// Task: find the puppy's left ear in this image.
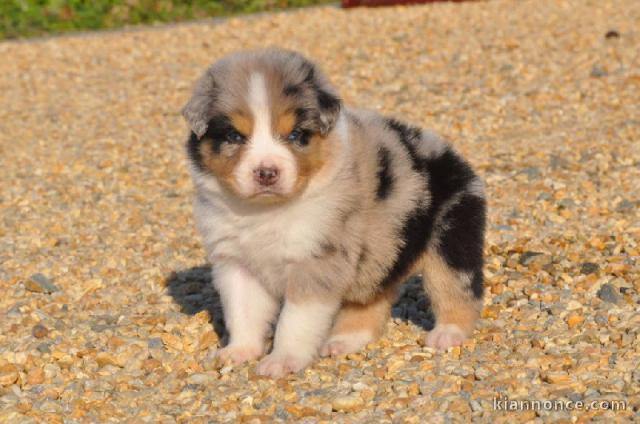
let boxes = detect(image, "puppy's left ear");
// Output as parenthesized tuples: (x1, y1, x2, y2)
(299, 58, 341, 136)
(316, 86, 342, 137)
(182, 69, 217, 139)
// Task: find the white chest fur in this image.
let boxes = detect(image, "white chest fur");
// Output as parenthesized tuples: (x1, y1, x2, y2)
(193, 186, 346, 291)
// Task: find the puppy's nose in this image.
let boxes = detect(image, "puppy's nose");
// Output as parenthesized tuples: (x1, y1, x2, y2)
(253, 166, 279, 186)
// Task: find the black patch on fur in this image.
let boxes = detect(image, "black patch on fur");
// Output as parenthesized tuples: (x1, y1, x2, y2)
(316, 89, 340, 114)
(187, 131, 205, 172)
(203, 115, 241, 153)
(313, 87, 340, 134)
(287, 59, 341, 134)
(287, 110, 315, 148)
(380, 118, 481, 292)
(471, 270, 484, 299)
(295, 107, 311, 120)
(386, 119, 422, 170)
(284, 84, 301, 96)
(186, 115, 240, 172)
(301, 61, 315, 84)
(295, 129, 312, 147)
(437, 194, 486, 298)
(376, 147, 394, 200)
(295, 108, 317, 131)
(301, 60, 339, 124)
(438, 195, 486, 271)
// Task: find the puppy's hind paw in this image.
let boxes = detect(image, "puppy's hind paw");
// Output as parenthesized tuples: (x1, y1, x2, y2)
(320, 332, 373, 357)
(256, 352, 311, 378)
(214, 344, 263, 365)
(425, 324, 467, 351)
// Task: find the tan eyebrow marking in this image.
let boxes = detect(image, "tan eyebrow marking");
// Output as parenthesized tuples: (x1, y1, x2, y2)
(229, 112, 253, 136)
(276, 110, 296, 136)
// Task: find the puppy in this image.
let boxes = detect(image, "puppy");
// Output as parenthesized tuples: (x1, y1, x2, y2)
(182, 48, 486, 378)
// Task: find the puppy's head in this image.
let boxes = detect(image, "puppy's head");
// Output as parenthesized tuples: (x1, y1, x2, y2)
(183, 48, 342, 203)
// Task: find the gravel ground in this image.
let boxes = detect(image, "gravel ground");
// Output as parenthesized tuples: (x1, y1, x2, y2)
(1, 0, 639, 422)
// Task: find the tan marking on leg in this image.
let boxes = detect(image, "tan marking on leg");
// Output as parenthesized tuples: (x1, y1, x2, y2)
(420, 250, 481, 338)
(332, 286, 397, 338)
(321, 283, 400, 356)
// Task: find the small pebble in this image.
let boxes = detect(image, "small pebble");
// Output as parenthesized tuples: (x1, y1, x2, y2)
(549, 154, 568, 169)
(615, 199, 635, 212)
(566, 300, 583, 311)
(0, 365, 19, 386)
(605, 29, 620, 39)
(36, 343, 51, 354)
(520, 167, 542, 181)
(26, 368, 45, 385)
(332, 394, 364, 412)
(519, 252, 552, 266)
(187, 372, 219, 385)
(567, 313, 585, 329)
(597, 284, 621, 304)
(351, 382, 370, 392)
(580, 262, 599, 275)
(25, 274, 59, 294)
(590, 65, 608, 77)
(148, 338, 164, 350)
(474, 367, 491, 380)
(469, 399, 483, 412)
(31, 324, 49, 339)
(543, 371, 571, 384)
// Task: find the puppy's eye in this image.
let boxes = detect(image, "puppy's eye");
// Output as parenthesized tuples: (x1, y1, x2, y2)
(286, 129, 302, 143)
(226, 130, 245, 144)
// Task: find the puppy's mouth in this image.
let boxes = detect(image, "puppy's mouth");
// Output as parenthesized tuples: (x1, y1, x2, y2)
(253, 190, 279, 197)
(248, 187, 288, 201)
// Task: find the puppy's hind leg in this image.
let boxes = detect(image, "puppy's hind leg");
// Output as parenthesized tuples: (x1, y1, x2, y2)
(422, 193, 486, 350)
(320, 283, 400, 357)
(421, 251, 482, 349)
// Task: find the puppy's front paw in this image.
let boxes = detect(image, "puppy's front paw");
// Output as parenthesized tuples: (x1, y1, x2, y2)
(256, 352, 311, 378)
(215, 344, 263, 365)
(426, 323, 467, 350)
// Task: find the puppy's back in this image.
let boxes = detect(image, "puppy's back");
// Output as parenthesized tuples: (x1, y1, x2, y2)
(340, 109, 485, 305)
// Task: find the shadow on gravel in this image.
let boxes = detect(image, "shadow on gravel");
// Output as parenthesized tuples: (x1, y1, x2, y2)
(165, 265, 228, 343)
(165, 266, 435, 344)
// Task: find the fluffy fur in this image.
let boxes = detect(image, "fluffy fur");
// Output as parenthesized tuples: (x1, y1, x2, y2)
(182, 48, 487, 377)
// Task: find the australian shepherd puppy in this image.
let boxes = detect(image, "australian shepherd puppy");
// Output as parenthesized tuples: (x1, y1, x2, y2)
(182, 48, 486, 378)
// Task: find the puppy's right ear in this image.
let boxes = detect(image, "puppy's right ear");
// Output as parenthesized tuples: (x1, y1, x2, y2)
(182, 70, 217, 139)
